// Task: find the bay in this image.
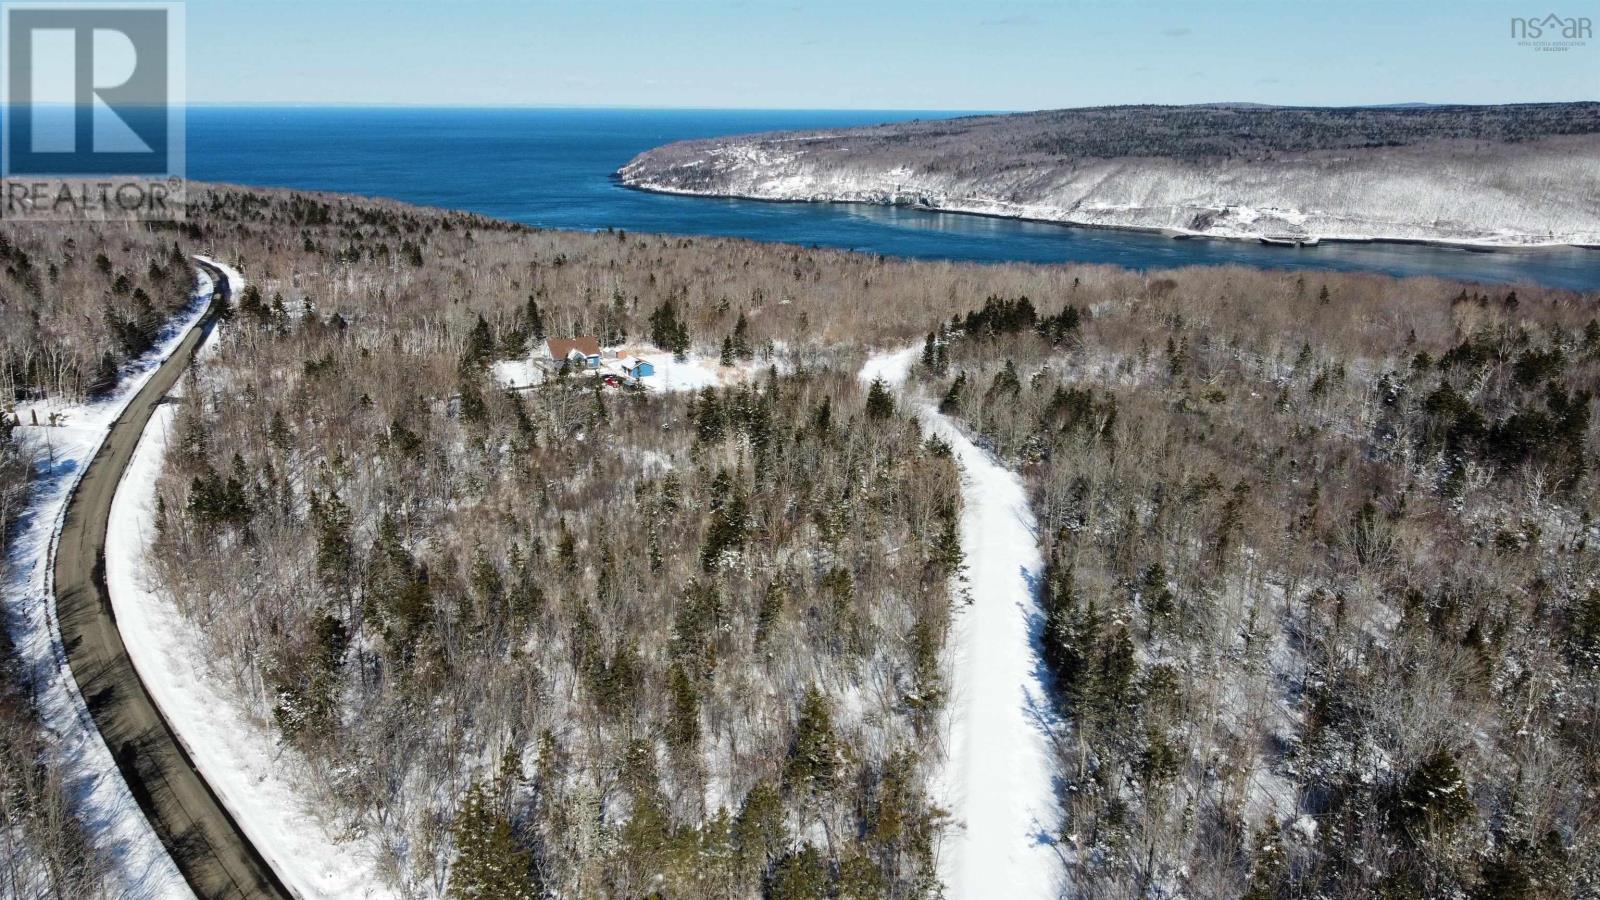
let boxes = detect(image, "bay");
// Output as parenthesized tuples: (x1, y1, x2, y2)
(187, 106, 1600, 291)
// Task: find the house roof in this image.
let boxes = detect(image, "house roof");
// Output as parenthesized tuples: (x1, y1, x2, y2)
(622, 357, 652, 371)
(547, 336, 601, 360)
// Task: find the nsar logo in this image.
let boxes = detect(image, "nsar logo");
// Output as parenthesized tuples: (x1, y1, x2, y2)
(1510, 12, 1592, 51)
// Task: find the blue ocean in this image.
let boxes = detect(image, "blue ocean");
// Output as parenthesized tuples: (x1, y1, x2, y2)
(187, 107, 1600, 291)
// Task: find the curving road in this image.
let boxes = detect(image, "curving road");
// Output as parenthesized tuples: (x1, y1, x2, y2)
(55, 262, 291, 900)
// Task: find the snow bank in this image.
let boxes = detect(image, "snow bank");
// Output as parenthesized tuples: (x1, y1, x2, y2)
(194, 255, 246, 298)
(3, 276, 217, 900)
(860, 348, 1063, 899)
(106, 367, 398, 900)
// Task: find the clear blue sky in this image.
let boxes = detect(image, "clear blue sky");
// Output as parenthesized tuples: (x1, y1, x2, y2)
(186, 0, 1596, 109)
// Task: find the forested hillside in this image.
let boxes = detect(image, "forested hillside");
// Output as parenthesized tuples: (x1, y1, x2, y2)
(153, 297, 963, 895)
(4, 184, 1598, 897)
(910, 272, 1600, 896)
(620, 102, 1600, 246)
(10, 187, 990, 898)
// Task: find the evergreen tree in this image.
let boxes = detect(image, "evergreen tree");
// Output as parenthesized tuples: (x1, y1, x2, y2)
(310, 490, 353, 590)
(590, 378, 607, 425)
(811, 395, 832, 433)
(695, 387, 727, 444)
(754, 580, 786, 646)
(699, 487, 748, 572)
(616, 740, 683, 887)
(930, 500, 964, 577)
(1039, 304, 1083, 346)
(1390, 749, 1474, 842)
(268, 410, 293, 452)
(239, 284, 270, 325)
(1476, 850, 1535, 900)
(733, 779, 787, 875)
(462, 313, 495, 370)
(959, 295, 1038, 336)
(370, 514, 435, 653)
(449, 781, 537, 900)
(783, 687, 841, 797)
(1041, 559, 1104, 714)
(459, 377, 488, 426)
(649, 299, 691, 360)
(1243, 816, 1286, 900)
(865, 378, 895, 421)
(987, 360, 1021, 397)
(268, 606, 347, 744)
(732, 311, 752, 360)
(525, 295, 546, 342)
(1569, 589, 1600, 668)
(938, 372, 967, 415)
(767, 844, 829, 900)
(270, 293, 290, 331)
(1140, 562, 1175, 635)
(603, 288, 629, 345)
(187, 467, 252, 527)
(698, 807, 738, 897)
(1092, 624, 1137, 720)
(666, 662, 700, 755)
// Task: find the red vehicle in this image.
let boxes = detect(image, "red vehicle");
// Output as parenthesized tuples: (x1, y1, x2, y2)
(602, 375, 620, 387)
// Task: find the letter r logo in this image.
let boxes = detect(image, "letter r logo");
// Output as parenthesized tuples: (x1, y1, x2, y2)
(3, 4, 183, 176)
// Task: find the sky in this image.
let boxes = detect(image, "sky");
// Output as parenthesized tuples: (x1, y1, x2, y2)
(183, 0, 1597, 109)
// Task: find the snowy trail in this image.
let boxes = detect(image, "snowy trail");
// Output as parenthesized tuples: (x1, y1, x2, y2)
(106, 261, 399, 900)
(860, 348, 1062, 900)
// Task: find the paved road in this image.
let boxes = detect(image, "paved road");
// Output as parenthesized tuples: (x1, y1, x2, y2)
(55, 262, 291, 900)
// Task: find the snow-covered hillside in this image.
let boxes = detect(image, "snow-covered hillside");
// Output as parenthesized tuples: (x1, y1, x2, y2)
(620, 107, 1600, 248)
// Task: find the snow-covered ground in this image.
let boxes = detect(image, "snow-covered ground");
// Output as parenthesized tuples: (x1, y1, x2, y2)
(493, 346, 761, 394)
(106, 278, 398, 899)
(612, 348, 724, 393)
(2, 276, 216, 900)
(491, 358, 544, 390)
(859, 348, 1063, 900)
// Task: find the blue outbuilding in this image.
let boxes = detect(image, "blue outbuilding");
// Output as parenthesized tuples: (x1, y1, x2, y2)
(622, 357, 655, 379)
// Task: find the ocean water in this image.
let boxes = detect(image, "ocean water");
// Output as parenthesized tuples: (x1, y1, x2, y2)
(187, 107, 1600, 291)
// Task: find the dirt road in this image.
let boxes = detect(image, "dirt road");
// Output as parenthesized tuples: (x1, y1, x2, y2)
(55, 262, 290, 900)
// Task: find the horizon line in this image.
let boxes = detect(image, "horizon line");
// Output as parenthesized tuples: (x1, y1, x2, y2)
(12, 98, 1597, 113)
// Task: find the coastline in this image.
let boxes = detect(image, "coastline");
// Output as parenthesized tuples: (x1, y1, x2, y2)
(615, 175, 1599, 255)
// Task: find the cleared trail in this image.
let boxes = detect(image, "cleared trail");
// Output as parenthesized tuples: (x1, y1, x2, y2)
(860, 348, 1062, 900)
